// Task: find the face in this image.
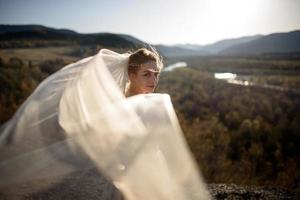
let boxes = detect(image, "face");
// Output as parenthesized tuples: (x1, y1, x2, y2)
(128, 61, 160, 95)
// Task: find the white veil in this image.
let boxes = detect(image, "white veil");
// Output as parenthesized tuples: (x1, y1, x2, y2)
(0, 49, 211, 199)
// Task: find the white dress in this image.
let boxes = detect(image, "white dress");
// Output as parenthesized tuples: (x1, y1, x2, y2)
(0, 49, 211, 200)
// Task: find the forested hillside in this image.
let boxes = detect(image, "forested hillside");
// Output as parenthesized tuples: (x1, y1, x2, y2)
(157, 67, 300, 190)
(1, 53, 299, 191)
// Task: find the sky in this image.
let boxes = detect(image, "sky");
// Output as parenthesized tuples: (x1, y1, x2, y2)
(0, 0, 299, 45)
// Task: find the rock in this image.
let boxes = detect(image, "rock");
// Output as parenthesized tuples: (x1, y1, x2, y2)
(208, 183, 300, 200)
(1, 171, 299, 200)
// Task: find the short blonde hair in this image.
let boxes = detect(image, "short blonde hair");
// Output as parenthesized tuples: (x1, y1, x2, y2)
(128, 47, 163, 74)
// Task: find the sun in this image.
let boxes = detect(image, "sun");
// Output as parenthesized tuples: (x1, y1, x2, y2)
(198, 0, 266, 43)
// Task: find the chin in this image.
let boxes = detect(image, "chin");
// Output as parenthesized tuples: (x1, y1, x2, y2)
(141, 88, 154, 94)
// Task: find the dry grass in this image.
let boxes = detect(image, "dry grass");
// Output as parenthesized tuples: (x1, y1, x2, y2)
(0, 46, 78, 63)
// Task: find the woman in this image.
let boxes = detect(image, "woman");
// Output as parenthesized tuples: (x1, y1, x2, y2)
(0, 47, 211, 200)
(126, 48, 163, 97)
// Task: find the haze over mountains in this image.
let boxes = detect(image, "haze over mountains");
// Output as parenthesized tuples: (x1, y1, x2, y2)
(1, 24, 300, 57)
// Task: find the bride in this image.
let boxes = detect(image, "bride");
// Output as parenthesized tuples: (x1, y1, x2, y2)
(0, 47, 211, 200)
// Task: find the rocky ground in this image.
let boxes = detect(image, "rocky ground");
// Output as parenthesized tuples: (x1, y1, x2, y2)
(1, 169, 299, 200)
(208, 183, 300, 200)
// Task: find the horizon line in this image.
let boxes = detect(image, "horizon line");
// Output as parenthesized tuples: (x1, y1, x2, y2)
(1, 23, 299, 47)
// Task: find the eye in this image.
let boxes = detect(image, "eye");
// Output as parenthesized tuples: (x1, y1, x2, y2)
(143, 73, 150, 77)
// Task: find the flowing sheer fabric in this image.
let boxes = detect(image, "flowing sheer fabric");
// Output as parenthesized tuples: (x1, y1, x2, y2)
(0, 49, 211, 199)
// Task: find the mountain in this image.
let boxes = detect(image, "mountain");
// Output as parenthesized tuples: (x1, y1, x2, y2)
(220, 30, 300, 55)
(155, 44, 208, 58)
(0, 24, 146, 48)
(159, 30, 300, 57)
(1, 25, 300, 57)
(202, 35, 263, 54)
(173, 44, 203, 50)
(0, 24, 78, 35)
(156, 36, 263, 57)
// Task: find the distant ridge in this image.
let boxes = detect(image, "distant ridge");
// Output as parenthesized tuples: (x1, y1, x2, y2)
(1, 25, 300, 56)
(220, 30, 300, 55)
(202, 35, 263, 54)
(155, 44, 208, 58)
(0, 24, 78, 35)
(0, 24, 147, 49)
(156, 30, 300, 57)
(155, 35, 263, 57)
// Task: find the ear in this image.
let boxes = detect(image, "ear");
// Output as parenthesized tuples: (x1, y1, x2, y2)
(128, 72, 137, 81)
